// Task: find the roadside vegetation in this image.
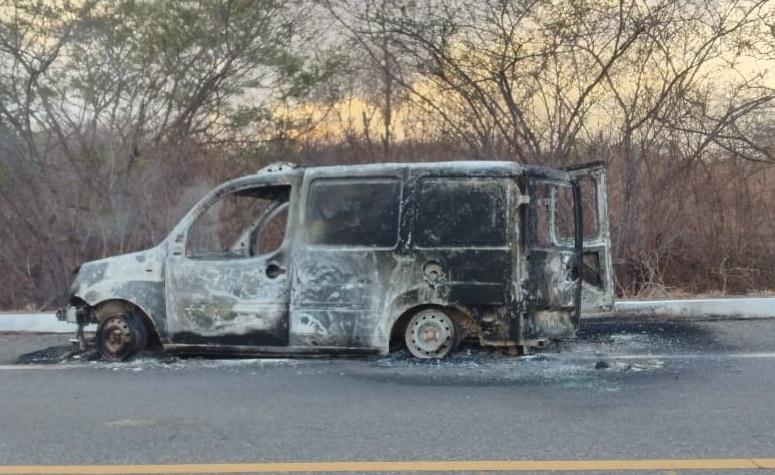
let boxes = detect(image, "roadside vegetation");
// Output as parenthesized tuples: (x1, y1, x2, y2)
(1, 0, 774, 310)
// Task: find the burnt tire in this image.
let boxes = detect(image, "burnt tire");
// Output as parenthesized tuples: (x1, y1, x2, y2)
(405, 308, 458, 359)
(97, 311, 147, 361)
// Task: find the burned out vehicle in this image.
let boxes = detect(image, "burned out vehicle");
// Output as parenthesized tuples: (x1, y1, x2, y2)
(58, 161, 614, 360)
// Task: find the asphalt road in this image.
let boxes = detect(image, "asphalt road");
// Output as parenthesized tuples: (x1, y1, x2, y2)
(1, 316, 775, 474)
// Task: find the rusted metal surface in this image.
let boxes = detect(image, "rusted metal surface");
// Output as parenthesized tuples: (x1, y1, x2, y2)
(60, 160, 615, 357)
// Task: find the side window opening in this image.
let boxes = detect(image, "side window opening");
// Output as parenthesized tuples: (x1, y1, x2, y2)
(186, 185, 291, 258)
(306, 178, 401, 247)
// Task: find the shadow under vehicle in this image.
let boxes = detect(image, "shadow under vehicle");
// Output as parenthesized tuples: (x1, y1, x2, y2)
(57, 161, 614, 360)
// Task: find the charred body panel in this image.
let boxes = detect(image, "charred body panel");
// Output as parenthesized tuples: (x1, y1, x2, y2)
(164, 171, 302, 347)
(164, 257, 290, 346)
(288, 164, 523, 353)
(67, 249, 167, 337)
(60, 160, 614, 357)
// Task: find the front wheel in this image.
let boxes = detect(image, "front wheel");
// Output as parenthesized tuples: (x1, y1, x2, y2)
(404, 309, 458, 359)
(97, 312, 147, 361)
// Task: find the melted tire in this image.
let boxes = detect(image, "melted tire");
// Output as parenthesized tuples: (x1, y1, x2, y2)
(97, 311, 147, 361)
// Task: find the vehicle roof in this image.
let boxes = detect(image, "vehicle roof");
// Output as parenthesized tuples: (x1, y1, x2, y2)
(217, 160, 571, 191)
(307, 160, 524, 174)
(305, 160, 571, 180)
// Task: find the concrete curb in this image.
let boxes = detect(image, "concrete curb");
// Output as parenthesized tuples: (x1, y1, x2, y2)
(608, 297, 775, 319)
(0, 313, 96, 333)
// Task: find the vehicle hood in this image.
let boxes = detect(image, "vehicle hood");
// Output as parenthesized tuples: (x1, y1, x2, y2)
(71, 247, 165, 302)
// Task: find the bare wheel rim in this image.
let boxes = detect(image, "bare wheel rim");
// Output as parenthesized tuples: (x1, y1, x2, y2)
(405, 310, 456, 359)
(100, 316, 134, 357)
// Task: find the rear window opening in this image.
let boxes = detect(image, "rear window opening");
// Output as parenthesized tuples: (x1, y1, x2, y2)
(531, 179, 600, 248)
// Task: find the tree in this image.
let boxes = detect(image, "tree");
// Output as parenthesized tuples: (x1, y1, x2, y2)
(0, 0, 331, 308)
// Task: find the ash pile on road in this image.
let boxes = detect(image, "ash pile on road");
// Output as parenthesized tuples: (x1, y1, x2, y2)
(367, 345, 665, 391)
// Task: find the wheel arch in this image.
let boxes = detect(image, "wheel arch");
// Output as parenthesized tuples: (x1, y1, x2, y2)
(388, 303, 478, 351)
(91, 299, 162, 349)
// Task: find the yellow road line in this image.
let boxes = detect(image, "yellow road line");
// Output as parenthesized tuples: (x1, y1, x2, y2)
(1, 459, 775, 474)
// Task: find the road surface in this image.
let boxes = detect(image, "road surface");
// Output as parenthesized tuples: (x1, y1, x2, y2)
(1, 316, 775, 473)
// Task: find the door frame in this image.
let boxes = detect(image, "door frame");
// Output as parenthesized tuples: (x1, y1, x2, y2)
(163, 174, 302, 348)
(564, 162, 616, 313)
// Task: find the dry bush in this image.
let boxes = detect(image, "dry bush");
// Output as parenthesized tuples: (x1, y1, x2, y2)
(606, 149, 775, 297)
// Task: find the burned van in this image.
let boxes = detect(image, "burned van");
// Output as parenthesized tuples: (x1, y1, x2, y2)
(58, 161, 614, 360)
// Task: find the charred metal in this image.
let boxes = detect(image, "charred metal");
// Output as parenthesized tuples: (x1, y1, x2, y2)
(58, 160, 614, 360)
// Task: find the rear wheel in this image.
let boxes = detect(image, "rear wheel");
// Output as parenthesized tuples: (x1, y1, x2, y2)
(97, 312, 147, 361)
(404, 309, 458, 359)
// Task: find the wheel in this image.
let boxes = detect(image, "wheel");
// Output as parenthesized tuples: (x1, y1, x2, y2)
(97, 312, 147, 361)
(404, 308, 458, 359)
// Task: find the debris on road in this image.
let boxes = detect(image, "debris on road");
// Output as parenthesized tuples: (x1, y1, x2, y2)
(9, 315, 740, 393)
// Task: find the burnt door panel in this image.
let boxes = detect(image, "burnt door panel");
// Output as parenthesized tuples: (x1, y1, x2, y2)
(165, 185, 293, 346)
(289, 177, 402, 349)
(165, 256, 290, 345)
(566, 164, 615, 312)
(290, 249, 398, 348)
